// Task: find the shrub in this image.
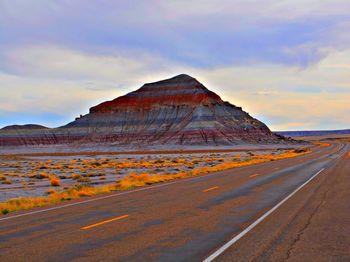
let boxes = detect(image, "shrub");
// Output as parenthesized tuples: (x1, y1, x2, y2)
(293, 148, 308, 153)
(72, 174, 82, 180)
(46, 188, 55, 195)
(91, 162, 101, 167)
(2, 209, 9, 215)
(0, 174, 6, 181)
(78, 190, 93, 197)
(2, 179, 12, 185)
(34, 172, 49, 179)
(76, 177, 91, 183)
(50, 177, 61, 187)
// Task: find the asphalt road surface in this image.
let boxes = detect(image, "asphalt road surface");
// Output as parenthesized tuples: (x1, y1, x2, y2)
(0, 143, 349, 262)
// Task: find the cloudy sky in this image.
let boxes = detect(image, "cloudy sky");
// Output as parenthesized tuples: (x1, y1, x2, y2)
(1, 0, 350, 131)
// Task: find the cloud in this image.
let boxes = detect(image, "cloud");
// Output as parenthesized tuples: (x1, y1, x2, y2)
(186, 49, 350, 130)
(1, 46, 170, 82)
(1, 1, 350, 67)
(0, 46, 188, 127)
(1, 44, 350, 130)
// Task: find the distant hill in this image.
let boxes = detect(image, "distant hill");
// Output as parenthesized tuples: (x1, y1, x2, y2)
(1, 124, 48, 130)
(275, 129, 350, 137)
(0, 74, 293, 147)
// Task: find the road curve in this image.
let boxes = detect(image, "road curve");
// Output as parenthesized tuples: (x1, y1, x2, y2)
(0, 143, 348, 261)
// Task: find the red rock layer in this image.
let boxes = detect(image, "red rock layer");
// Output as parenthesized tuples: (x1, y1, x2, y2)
(90, 74, 222, 112)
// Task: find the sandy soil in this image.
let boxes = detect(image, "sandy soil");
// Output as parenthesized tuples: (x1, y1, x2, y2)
(292, 134, 350, 141)
(0, 142, 302, 155)
(0, 149, 291, 202)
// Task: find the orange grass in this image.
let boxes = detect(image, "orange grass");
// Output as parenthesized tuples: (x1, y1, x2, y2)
(314, 142, 330, 148)
(0, 184, 117, 214)
(116, 172, 187, 190)
(116, 149, 311, 190)
(0, 148, 310, 215)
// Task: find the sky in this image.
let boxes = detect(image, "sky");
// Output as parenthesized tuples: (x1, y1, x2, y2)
(1, 0, 350, 131)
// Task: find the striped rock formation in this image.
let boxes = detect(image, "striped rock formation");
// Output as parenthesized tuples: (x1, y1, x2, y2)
(0, 74, 286, 146)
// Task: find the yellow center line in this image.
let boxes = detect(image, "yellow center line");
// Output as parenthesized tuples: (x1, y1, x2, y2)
(202, 186, 219, 193)
(274, 167, 280, 170)
(249, 173, 260, 178)
(81, 214, 129, 230)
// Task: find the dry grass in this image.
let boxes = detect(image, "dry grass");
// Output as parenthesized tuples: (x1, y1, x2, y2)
(326, 138, 350, 144)
(0, 148, 310, 215)
(0, 184, 117, 214)
(116, 172, 187, 190)
(317, 142, 331, 147)
(116, 148, 311, 190)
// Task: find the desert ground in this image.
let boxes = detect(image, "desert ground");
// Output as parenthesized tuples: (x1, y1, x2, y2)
(0, 145, 309, 214)
(0, 139, 348, 261)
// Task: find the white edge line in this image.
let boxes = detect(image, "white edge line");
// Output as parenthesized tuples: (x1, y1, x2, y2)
(203, 168, 325, 262)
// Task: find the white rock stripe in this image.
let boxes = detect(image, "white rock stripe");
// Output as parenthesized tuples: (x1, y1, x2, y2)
(203, 168, 325, 262)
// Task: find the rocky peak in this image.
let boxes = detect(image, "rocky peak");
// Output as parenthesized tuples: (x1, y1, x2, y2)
(145, 74, 198, 85)
(90, 74, 222, 113)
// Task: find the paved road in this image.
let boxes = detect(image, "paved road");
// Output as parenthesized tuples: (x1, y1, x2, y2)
(0, 143, 349, 261)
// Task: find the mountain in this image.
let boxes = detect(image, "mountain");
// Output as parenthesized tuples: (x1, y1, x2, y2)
(1, 124, 48, 130)
(0, 74, 289, 147)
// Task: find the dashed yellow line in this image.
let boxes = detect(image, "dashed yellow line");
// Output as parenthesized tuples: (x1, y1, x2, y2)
(249, 173, 261, 178)
(81, 214, 129, 230)
(202, 186, 219, 193)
